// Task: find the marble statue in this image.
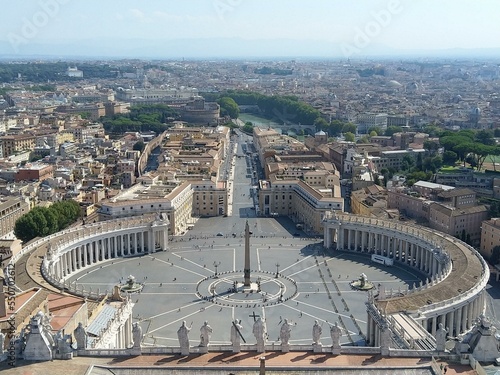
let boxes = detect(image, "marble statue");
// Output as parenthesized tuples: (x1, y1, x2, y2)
(74, 322, 88, 349)
(280, 319, 292, 345)
(435, 323, 448, 352)
(199, 321, 213, 347)
(380, 324, 391, 354)
(177, 321, 191, 355)
(231, 320, 243, 352)
(330, 322, 341, 349)
(0, 331, 5, 355)
(253, 318, 265, 352)
(359, 273, 367, 288)
(312, 320, 322, 345)
(55, 331, 72, 354)
(132, 322, 143, 349)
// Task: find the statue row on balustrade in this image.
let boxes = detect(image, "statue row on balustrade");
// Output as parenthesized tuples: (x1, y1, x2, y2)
(176, 318, 342, 354)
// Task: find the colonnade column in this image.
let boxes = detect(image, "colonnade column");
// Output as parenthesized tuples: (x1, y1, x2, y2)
(456, 307, 463, 334)
(62, 253, 67, 277)
(448, 310, 455, 336)
(77, 246, 81, 269)
(71, 249, 76, 272)
(467, 302, 474, 330)
(462, 305, 468, 332)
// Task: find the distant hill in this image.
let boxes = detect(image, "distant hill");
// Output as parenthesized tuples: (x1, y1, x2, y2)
(1, 38, 500, 60)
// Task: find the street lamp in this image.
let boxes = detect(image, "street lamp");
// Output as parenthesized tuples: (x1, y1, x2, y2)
(213, 261, 221, 278)
(275, 262, 280, 278)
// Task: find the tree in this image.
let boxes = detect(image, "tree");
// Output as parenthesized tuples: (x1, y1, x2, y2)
(443, 150, 458, 166)
(369, 130, 378, 138)
(242, 122, 254, 134)
(423, 124, 444, 137)
(491, 246, 500, 265)
(344, 132, 355, 142)
(385, 126, 402, 137)
(133, 140, 145, 152)
(401, 155, 414, 171)
(475, 129, 495, 146)
(342, 123, 357, 135)
(314, 117, 328, 131)
(14, 200, 81, 243)
(357, 136, 370, 144)
(217, 97, 240, 119)
(368, 126, 381, 136)
(329, 120, 344, 136)
(423, 140, 440, 155)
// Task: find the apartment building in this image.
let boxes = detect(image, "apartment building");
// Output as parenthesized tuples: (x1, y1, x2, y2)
(371, 149, 426, 171)
(258, 177, 343, 234)
(98, 181, 193, 235)
(356, 113, 388, 134)
(350, 184, 388, 218)
(0, 134, 36, 158)
(429, 203, 487, 245)
(16, 163, 54, 182)
(480, 218, 500, 261)
(389, 185, 487, 246)
(0, 197, 30, 237)
(191, 180, 228, 217)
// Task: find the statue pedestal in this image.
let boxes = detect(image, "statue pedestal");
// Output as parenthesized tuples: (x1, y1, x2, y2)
(331, 346, 341, 355)
(313, 343, 322, 353)
(281, 343, 290, 353)
(180, 346, 189, 356)
(232, 344, 241, 353)
(130, 347, 141, 356)
(256, 342, 265, 353)
(199, 345, 208, 354)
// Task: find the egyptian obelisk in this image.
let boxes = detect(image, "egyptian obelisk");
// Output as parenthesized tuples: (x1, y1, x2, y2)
(244, 220, 251, 286)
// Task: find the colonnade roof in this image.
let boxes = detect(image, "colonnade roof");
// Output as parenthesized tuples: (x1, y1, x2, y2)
(335, 214, 485, 315)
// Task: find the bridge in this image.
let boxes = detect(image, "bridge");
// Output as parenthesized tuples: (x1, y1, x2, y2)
(271, 123, 317, 135)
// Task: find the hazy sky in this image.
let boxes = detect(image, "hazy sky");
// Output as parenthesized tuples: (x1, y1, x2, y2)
(1, 0, 500, 57)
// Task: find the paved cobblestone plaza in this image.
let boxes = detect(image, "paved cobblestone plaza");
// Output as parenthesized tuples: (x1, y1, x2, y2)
(69, 216, 426, 348)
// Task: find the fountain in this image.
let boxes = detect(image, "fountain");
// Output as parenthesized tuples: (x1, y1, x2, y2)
(350, 273, 374, 291)
(120, 275, 143, 293)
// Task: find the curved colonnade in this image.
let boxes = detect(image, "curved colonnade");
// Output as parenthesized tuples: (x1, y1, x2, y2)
(36, 215, 169, 294)
(323, 212, 489, 347)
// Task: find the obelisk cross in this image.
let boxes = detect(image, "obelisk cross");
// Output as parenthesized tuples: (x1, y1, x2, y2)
(244, 220, 251, 286)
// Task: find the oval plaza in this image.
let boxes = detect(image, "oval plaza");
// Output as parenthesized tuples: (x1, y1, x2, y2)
(32, 207, 490, 352)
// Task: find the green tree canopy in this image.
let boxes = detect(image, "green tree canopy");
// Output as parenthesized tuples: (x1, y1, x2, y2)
(217, 97, 240, 119)
(385, 126, 402, 137)
(344, 132, 355, 142)
(342, 123, 357, 135)
(14, 200, 81, 243)
(133, 140, 145, 152)
(368, 126, 381, 136)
